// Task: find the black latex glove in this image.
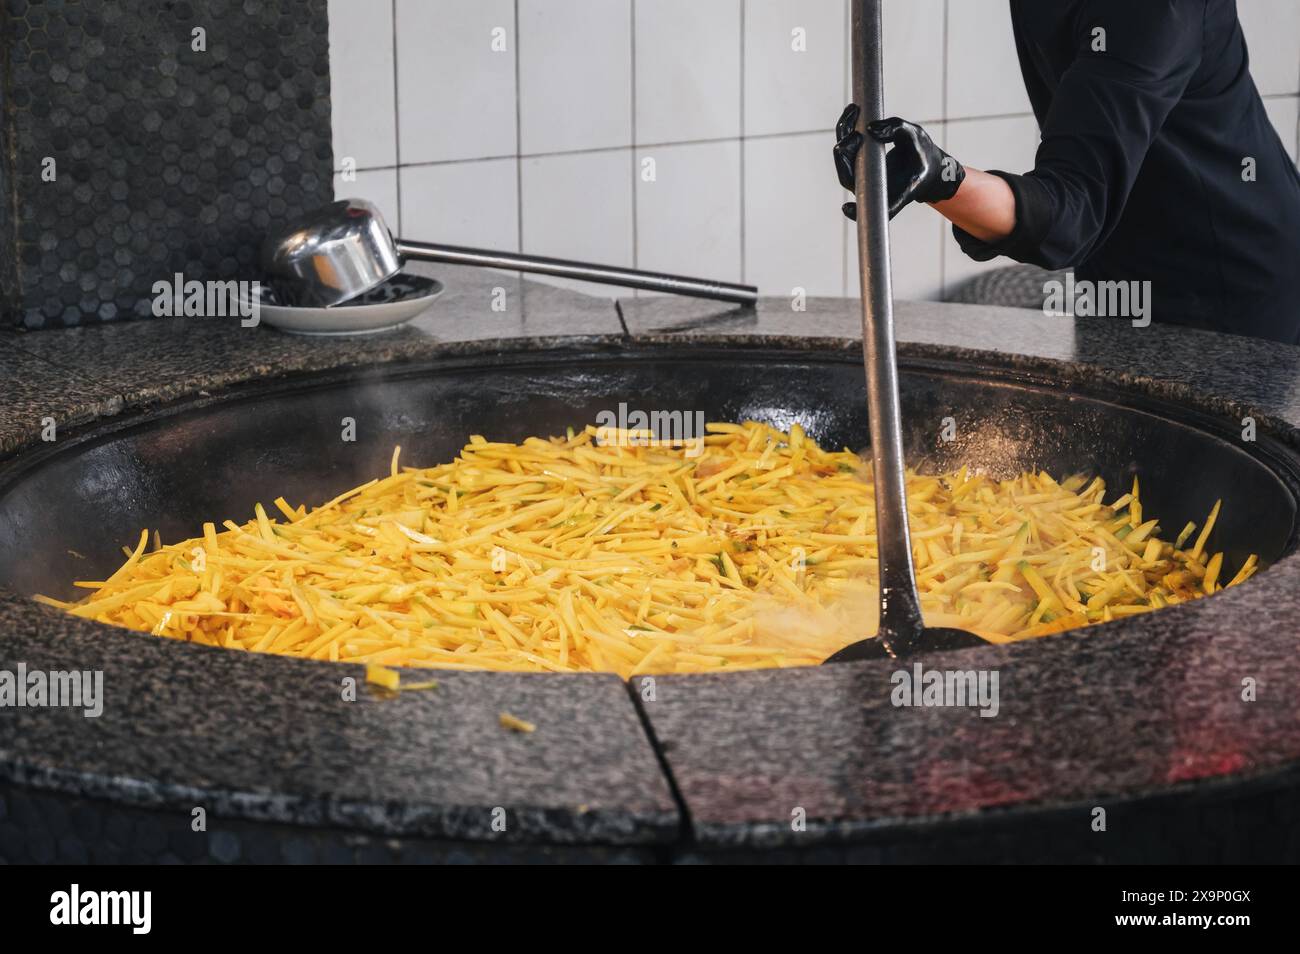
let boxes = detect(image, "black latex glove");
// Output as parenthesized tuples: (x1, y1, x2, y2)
(834, 105, 965, 220)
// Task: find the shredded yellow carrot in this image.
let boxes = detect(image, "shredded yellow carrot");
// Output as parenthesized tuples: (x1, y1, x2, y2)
(365, 663, 400, 691)
(45, 422, 1256, 675)
(499, 712, 536, 733)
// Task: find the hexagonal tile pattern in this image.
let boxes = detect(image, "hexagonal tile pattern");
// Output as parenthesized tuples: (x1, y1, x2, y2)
(0, 0, 334, 329)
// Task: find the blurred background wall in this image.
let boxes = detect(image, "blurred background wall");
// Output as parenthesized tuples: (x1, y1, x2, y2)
(327, 0, 1300, 301)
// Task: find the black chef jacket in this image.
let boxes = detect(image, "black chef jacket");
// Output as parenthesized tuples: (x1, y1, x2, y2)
(954, 0, 1300, 343)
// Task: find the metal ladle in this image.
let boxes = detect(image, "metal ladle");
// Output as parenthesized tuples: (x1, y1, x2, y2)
(262, 198, 758, 308)
(825, 0, 984, 663)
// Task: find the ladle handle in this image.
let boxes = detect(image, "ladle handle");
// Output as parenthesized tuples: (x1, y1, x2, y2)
(852, 0, 925, 652)
(393, 239, 758, 305)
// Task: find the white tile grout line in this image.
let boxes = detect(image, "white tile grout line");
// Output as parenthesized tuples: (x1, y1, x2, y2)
(332, 112, 1044, 175)
(390, 0, 402, 235)
(514, 0, 524, 256)
(630, 0, 638, 271)
(332, 123, 972, 176)
(738, 0, 746, 286)
(941, 0, 950, 119)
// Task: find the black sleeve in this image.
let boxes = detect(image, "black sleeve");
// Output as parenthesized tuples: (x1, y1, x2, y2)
(954, 0, 1204, 268)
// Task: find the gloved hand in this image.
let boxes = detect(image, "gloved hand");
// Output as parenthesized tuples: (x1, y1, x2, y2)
(834, 105, 966, 220)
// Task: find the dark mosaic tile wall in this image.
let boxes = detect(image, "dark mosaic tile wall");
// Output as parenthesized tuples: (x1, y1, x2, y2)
(0, 0, 333, 330)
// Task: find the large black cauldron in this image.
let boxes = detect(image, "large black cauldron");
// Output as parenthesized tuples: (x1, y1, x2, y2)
(3, 344, 1300, 864)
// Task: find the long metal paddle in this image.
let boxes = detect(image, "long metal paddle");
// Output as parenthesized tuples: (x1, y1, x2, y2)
(825, 0, 983, 662)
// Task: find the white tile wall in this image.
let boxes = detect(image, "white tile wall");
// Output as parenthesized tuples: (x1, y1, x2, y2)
(329, 0, 1300, 303)
(848, 174, 948, 301)
(396, 0, 517, 164)
(635, 0, 742, 144)
(1263, 95, 1300, 162)
(1238, 0, 1300, 96)
(941, 115, 1040, 296)
(518, 0, 632, 154)
(744, 133, 846, 296)
(328, 0, 397, 171)
(636, 140, 743, 284)
(743, 0, 847, 138)
(333, 168, 400, 231)
(882, 0, 945, 123)
(400, 157, 520, 251)
(946, 0, 1032, 119)
(520, 149, 634, 295)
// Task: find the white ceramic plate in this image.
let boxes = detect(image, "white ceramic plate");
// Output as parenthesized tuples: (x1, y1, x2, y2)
(249, 273, 445, 336)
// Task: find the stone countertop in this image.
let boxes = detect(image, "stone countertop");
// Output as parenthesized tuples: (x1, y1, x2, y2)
(0, 592, 678, 846)
(0, 264, 628, 455)
(617, 294, 1300, 436)
(4, 266, 1300, 854)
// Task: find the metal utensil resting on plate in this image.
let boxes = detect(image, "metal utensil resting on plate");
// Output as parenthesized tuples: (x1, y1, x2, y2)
(826, 0, 983, 662)
(262, 198, 757, 308)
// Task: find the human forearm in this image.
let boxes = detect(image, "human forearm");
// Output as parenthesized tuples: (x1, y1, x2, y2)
(930, 168, 1016, 243)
